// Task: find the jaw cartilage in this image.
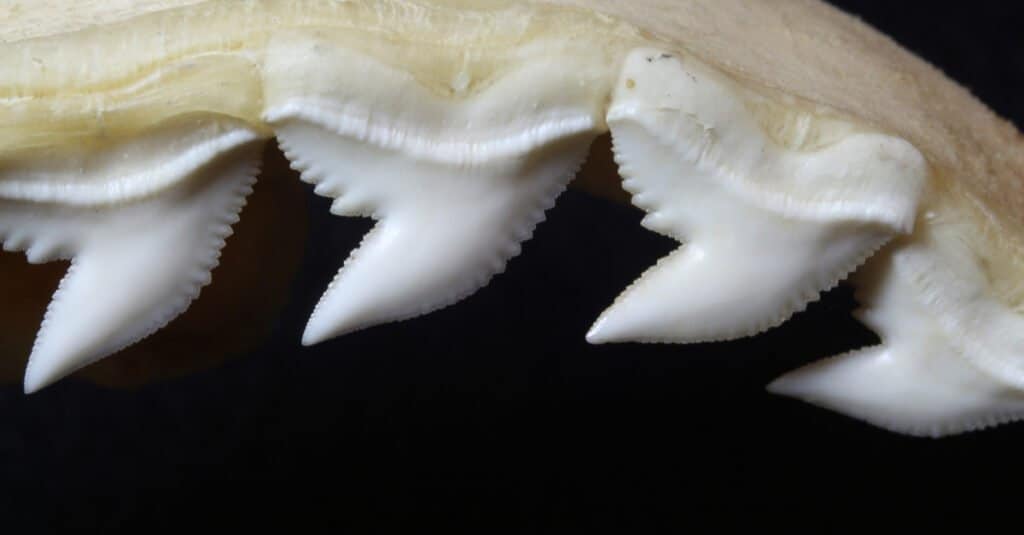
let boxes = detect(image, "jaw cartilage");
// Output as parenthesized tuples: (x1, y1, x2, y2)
(0, 125, 264, 393)
(589, 49, 925, 345)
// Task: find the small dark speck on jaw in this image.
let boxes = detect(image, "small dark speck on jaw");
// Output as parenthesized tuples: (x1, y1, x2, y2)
(647, 54, 676, 63)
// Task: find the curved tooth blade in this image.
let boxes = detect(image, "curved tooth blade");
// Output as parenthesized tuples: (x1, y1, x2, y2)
(768, 250, 1024, 437)
(274, 119, 591, 346)
(588, 48, 923, 345)
(586, 119, 890, 344)
(0, 142, 262, 393)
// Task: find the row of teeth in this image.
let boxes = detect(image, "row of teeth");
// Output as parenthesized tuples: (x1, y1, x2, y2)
(2, 46, 1021, 437)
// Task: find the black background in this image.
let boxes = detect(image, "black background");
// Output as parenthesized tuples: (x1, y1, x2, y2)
(2, 1, 1023, 532)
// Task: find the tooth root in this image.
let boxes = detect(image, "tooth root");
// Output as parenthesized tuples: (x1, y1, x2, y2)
(0, 117, 263, 206)
(589, 48, 925, 344)
(0, 141, 263, 393)
(274, 119, 592, 346)
(769, 249, 1024, 437)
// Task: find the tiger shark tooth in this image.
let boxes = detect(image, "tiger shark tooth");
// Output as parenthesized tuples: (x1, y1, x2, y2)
(1, 0, 1023, 438)
(0, 120, 263, 392)
(587, 49, 923, 344)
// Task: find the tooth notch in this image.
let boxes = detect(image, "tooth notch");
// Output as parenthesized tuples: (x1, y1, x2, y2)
(265, 40, 605, 345)
(276, 121, 592, 345)
(769, 244, 1024, 437)
(0, 126, 264, 393)
(589, 48, 926, 344)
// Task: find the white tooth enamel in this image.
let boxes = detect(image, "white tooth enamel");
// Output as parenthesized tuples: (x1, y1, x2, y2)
(276, 120, 590, 344)
(263, 37, 605, 344)
(0, 124, 263, 392)
(769, 245, 1024, 437)
(589, 48, 926, 344)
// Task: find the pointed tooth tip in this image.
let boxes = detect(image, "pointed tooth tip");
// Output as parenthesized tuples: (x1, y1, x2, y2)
(586, 297, 693, 345)
(765, 372, 808, 399)
(584, 325, 608, 345)
(764, 349, 871, 406)
(764, 377, 787, 396)
(275, 112, 597, 356)
(23, 359, 63, 394)
(585, 316, 630, 345)
(586, 308, 698, 345)
(301, 313, 366, 347)
(299, 333, 322, 347)
(21, 324, 89, 395)
(300, 320, 333, 347)
(23, 375, 47, 395)
(763, 346, 1024, 438)
(21, 325, 112, 394)
(766, 356, 833, 394)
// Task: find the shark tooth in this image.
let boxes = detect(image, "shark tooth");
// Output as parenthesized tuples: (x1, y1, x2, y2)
(769, 236, 1024, 437)
(588, 49, 926, 344)
(263, 38, 603, 344)
(0, 121, 264, 392)
(2, 0, 1023, 438)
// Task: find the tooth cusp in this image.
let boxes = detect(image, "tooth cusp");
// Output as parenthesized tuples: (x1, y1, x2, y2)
(284, 121, 589, 342)
(265, 35, 606, 345)
(769, 243, 1024, 437)
(589, 48, 924, 345)
(7, 133, 265, 393)
(275, 115, 593, 346)
(768, 347, 1024, 438)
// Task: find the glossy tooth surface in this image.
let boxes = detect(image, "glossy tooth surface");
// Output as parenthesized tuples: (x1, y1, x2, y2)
(277, 120, 590, 345)
(769, 246, 1024, 437)
(0, 127, 263, 392)
(264, 41, 605, 345)
(589, 49, 926, 344)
